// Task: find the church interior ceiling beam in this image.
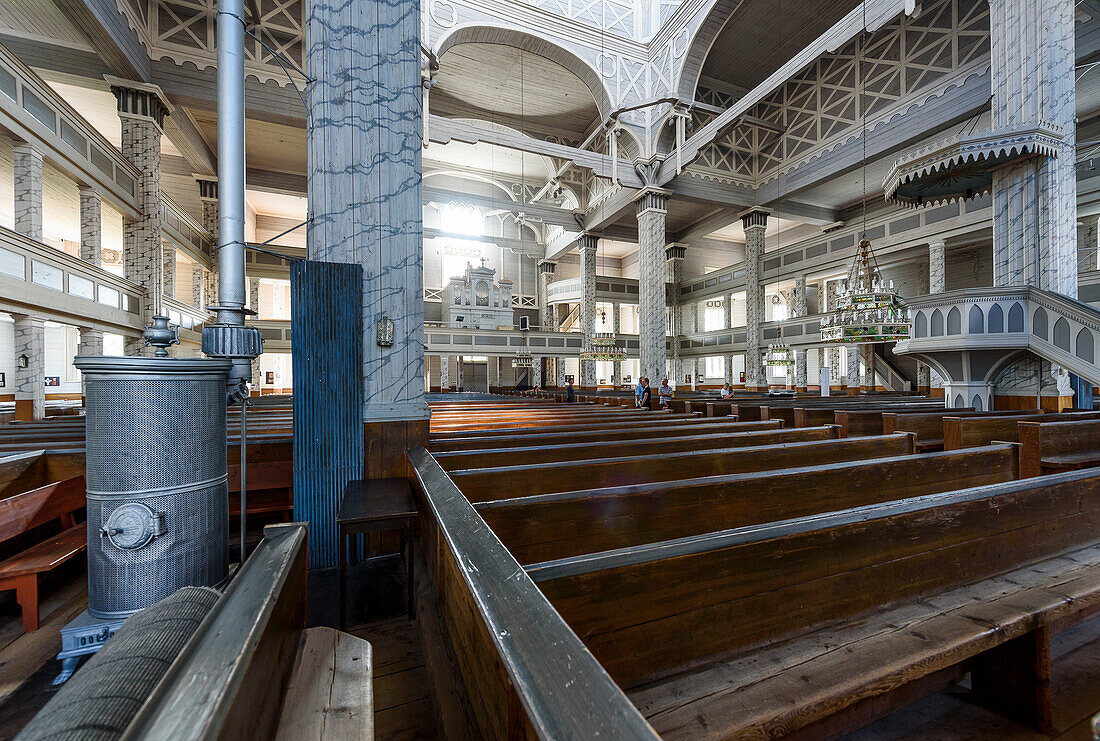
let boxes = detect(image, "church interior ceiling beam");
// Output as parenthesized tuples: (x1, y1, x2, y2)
(423, 184, 582, 229)
(49, 0, 150, 82)
(659, 0, 918, 184)
(429, 115, 642, 188)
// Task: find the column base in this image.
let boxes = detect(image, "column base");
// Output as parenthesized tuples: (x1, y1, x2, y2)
(363, 418, 430, 479)
(14, 399, 37, 421)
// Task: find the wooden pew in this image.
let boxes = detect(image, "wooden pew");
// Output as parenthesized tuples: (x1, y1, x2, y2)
(478, 445, 1021, 564)
(429, 413, 703, 440)
(833, 404, 953, 438)
(448, 432, 915, 502)
(883, 409, 1032, 450)
(408, 447, 659, 739)
(532, 470, 1100, 735)
(434, 423, 805, 470)
(1019, 418, 1100, 477)
(0, 475, 85, 630)
(429, 418, 752, 453)
(0, 450, 47, 499)
(944, 411, 1100, 450)
(115, 523, 373, 740)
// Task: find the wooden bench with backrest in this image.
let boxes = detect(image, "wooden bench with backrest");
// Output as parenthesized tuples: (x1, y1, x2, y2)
(432, 421, 792, 469)
(883, 409, 1036, 450)
(944, 410, 1100, 450)
(760, 400, 944, 429)
(0, 475, 86, 630)
(447, 431, 915, 502)
(477, 445, 1021, 564)
(833, 403, 954, 437)
(1019, 418, 1100, 477)
(428, 416, 748, 452)
(428, 412, 703, 439)
(530, 469, 1100, 737)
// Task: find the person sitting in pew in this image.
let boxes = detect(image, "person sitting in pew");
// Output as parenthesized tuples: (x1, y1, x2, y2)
(566, 380, 575, 403)
(720, 383, 732, 399)
(638, 379, 652, 410)
(658, 379, 673, 410)
(635, 377, 645, 407)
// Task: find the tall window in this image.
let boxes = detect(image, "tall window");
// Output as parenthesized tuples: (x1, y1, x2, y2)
(704, 356, 724, 378)
(440, 202, 485, 285)
(704, 302, 725, 331)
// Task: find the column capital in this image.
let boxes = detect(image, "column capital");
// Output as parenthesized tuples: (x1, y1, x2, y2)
(194, 175, 219, 202)
(635, 189, 670, 217)
(739, 208, 771, 231)
(538, 260, 556, 275)
(665, 243, 687, 261)
(12, 142, 43, 159)
(106, 76, 172, 130)
(579, 233, 599, 254)
(928, 238, 946, 249)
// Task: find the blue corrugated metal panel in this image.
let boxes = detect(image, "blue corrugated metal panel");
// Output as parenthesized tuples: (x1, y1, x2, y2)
(292, 260, 363, 569)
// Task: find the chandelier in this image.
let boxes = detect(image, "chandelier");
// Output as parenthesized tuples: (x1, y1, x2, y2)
(765, 343, 795, 366)
(512, 346, 536, 369)
(580, 332, 626, 363)
(820, 238, 911, 344)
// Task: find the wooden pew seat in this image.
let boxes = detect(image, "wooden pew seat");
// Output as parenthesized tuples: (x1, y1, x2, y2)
(633, 540, 1100, 738)
(0, 475, 86, 631)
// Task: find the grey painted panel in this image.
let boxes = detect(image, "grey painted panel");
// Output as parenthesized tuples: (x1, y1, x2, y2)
(830, 234, 855, 251)
(890, 214, 920, 233)
(806, 244, 828, 259)
(783, 251, 803, 265)
(764, 257, 782, 271)
(925, 202, 960, 223)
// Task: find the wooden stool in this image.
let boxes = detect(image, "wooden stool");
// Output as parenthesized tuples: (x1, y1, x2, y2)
(337, 478, 416, 630)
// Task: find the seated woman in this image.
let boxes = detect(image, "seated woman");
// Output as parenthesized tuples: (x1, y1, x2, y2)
(720, 383, 732, 399)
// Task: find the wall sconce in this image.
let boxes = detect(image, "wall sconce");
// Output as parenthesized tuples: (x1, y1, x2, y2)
(17, 354, 28, 369)
(376, 315, 394, 348)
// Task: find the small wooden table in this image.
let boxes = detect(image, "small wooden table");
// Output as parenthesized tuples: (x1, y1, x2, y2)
(338, 478, 417, 630)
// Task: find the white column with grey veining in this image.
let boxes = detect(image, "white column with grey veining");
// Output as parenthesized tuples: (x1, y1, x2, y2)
(742, 210, 768, 389)
(306, 0, 427, 421)
(557, 359, 567, 388)
(636, 191, 668, 381)
(861, 344, 875, 390)
(162, 245, 176, 301)
(1079, 216, 1099, 272)
(13, 315, 44, 420)
(249, 276, 260, 388)
(928, 239, 946, 293)
(723, 293, 733, 330)
(439, 355, 449, 390)
(846, 345, 860, 391)
(197, 177, 218, 308)
(989, 0, 1077, 297)
(792, 275, 807, 389)
(13, 144, 43, 242)
(78, 327, 104, 398)
(192, 265, 205, 309)
(825, 280, 840, 382)
(725, 353, 735, 385)
(532, 356, 542, 388)
(79, 187, 102, 266)
(611, 300, 622, 384)
(538, 261, 556, 330)
(112, 83, 169, 355)
(666, 243, 686, 388)
(580, 234, 597, 387)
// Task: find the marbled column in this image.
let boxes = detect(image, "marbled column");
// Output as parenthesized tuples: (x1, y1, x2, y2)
(611, 300, 622, 384)
(455, 355, 464, 391)
(13, 144, 43, 242)
(846, 345, 860, 392)
(580, 234, 598, 387)
(532, 356, 542, 388)
(79, 187, 102, 266)
(197, 177, 218, 308)
(112, 82, 170, 354)
(78, 327, 104, 397)
(723, 293, 733, 330)
(192, 265, 205, 309)
(162, 245, 177, 301)
(989, 0, 1077, 297)
(742, 210, 768, 389)
(792, 275, 808, 389)
(861, 344, 875, 390)
(306, 0, 427, 421)
(928, 239, 946, 293)
(249, 277, 261, 388)
(557, 359, 567, 388)
(725, 353, 735, 385)
(826, 280, 840, 378)
(439, 356, 450, 390)
(13, 315, 45, 421)
(636, 191, 669, 381)
(666, 244, 686, 387)
(538, 261, 556, 331)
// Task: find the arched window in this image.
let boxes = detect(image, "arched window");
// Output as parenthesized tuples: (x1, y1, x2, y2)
(1053, 317, 1070, 351)
(947, 307, 961, 335)
(1077, 329, 1095, 363)
(988, 303, 1004, 333)
(1008, 302, 1024, 332)
(1033, 307, 1048, 340)
(931, 309, 944, 337)
(971, 393, 984, 411)
(914, 311, 928, 338)
(968, 305, 984, 334)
